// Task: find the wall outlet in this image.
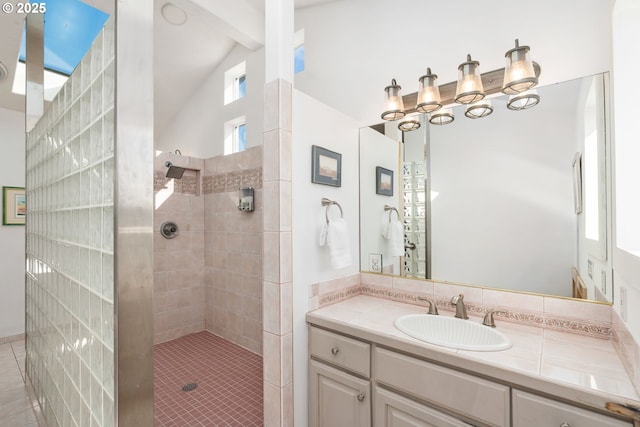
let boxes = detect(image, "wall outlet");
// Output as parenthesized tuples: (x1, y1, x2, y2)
(620, 287, 627, 322)
(369, 254, 383, 273)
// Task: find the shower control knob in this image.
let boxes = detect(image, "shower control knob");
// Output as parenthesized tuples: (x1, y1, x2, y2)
(160, 221, 179, 239)
(357, 393, 365, 402)
(330, 347, 340, 355)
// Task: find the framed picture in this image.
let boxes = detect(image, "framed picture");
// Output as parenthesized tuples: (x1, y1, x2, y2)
(376, 166, 393, 196)
(312, 145, 342, 187)
(3, 186, 26, 225)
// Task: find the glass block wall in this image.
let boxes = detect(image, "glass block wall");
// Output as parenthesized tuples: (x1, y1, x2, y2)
(403, 161, 428, 278)
(25, 17, 116, 427)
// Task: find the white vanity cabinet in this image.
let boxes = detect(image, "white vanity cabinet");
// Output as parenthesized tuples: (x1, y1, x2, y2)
(308, 324, 635, 427)
(309, 327, 372, 427)
(512, 390, 632, 427)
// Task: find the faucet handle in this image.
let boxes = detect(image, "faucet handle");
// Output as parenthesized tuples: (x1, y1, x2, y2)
(482, 310, 497, 327)
(417, 297, 439, 315)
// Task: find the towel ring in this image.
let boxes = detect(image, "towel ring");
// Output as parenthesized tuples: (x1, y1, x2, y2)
(384, 205, 399, 223)
(321, 198, 344, 224)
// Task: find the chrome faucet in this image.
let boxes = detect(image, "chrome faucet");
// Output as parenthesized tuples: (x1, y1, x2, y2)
(450, 293, 468, 319)
(482, 310, 497, 327)
(417, 297, 439, 315)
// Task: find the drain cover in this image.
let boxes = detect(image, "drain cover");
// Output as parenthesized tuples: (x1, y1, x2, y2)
(182, 383, 198, 392)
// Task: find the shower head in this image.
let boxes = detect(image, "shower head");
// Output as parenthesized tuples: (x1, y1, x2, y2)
(165, 161, 186, 179)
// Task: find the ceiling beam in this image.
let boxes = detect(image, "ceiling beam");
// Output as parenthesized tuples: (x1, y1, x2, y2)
(170, 0, 265, 50)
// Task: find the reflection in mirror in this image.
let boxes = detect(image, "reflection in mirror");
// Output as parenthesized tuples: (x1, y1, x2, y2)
(360, 73, 612, 302)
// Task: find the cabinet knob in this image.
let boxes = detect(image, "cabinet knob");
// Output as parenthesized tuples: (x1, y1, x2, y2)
(330, 346, 340, 355)
(560, 423, 571, 427)
(357, 393, 366, 402)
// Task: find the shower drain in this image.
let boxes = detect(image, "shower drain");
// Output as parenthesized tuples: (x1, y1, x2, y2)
(182, 383, 198, 392)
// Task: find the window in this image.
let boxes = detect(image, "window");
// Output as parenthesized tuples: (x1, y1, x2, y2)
(294, 29, 305, 74)
(224, 117, 247, 155)
(224, 61, 246, 105)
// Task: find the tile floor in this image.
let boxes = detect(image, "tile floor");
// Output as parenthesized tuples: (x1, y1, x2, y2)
(154, 331, 264, 426)
(0, 340, 43, 426)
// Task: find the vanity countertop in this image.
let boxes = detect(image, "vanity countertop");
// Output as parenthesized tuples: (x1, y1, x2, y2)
(306, 295, 640, 414)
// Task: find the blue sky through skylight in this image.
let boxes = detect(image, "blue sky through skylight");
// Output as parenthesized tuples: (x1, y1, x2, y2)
(18, 0, 110, 75)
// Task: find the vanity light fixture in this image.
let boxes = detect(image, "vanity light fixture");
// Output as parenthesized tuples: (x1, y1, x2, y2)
(398, 117, 421, 132)
(502, 39, 538, 95)
(380, 39, 541, 131)
(507, 89, 540, 110)
(464, 99, 494, 119)
(416, 68, 442, 113)
(455, 54, 485, 104)
(381, 79, 406, 121)
(428, 107, 455, 126)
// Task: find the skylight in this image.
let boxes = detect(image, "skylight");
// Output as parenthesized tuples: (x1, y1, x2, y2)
(18, 0, 110, 75)
(12, 0, 109, 100)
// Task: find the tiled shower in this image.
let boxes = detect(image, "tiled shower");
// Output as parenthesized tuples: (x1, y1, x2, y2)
(153, 148, 264, 354)
(25, 18, 116, 426)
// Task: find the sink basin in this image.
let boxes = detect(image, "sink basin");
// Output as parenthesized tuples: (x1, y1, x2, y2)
(394, 314, 512, 351)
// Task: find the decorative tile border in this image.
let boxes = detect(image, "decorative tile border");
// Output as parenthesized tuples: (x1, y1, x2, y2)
(203, 168, 263, 195)
(313, 273, 617, 341)
(154, 170, 199, 195)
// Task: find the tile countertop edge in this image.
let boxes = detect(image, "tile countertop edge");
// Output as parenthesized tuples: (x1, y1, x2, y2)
(306, 309, 640, 420)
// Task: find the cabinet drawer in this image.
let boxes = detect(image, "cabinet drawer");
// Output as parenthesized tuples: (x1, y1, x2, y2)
(375, 347, 510, 427)
(310, 327, 370, 377)
(513, 390, 632, 427)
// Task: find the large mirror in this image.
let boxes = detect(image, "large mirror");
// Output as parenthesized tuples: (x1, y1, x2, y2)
(359, 73, 612, 302)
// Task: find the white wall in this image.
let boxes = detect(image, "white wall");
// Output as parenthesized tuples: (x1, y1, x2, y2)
(612, 0, 640, 343)
(0, 107, 25, 339)
(429, 101, 577, 296)
(295, 0, 613, 127)
(291, 89, 361, 427)
(359, 127, 400, 273)
(156, 43, 264, 158)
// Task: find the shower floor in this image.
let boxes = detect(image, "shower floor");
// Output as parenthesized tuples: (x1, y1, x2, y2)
(154, 331, 263, 426)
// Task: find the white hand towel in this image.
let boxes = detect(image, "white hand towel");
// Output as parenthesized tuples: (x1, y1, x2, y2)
(382, 219, 405, 256)
(320, 218, 352, 269)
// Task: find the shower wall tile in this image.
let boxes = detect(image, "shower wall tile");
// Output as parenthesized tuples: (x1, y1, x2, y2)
(25, 17, 116, 427)
(153, 152, 205, 344)
(203, 146, 264, 356)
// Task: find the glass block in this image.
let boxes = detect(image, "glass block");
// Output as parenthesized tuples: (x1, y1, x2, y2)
(102, 254, 114, 301)
(414, 161, 426, 175)
(414, 203, 426, 218)
(402, 177, 412, 190)
(102, 207, 113, 253)
(415, 233, 426, 245)
(90, 119, 104, 163)
(103, 391, 114, 427)
(103, 62, 115, 110)
(415, 190, 426, 204)
(102, 158, 113, 204)
(81, 54, 92, 93)
(79, 287, 90, 326)
(81, 92, 91, 130)
(79, 209, 90, 247)
(90, 208, 102, 249)
(91, 76, 103, 122)
(413, 176, 425, 189)
(90, 369, 103, 425)
(79, 248, 90, 287)
(103, 110, 114, 155)
(102, 347, 114, 398)
(403, 190, 412, 204)
(403, 205, 412, 218)
(90, 164, 103, 205)
(90, 293, 102, 338)
(402, 162, 412, 176)
(80, 131, 90, 167)
(101, 300, 113, 349)
(91, 32, 103, 80)
(90, 250, 102, 293)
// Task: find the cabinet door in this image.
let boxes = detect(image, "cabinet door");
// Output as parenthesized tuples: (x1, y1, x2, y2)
(375, 387, 473, 427)
(310, 360, 371, 427)
(513, 390, 632, 427)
